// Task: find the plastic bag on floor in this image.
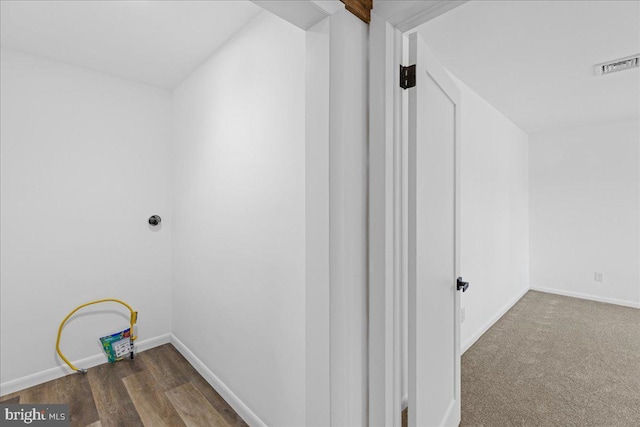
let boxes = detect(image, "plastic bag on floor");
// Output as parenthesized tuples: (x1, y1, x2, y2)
(99, 328, 132, 362)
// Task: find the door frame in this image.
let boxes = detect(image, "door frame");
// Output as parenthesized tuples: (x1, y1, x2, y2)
(368, 2, 468, 426)
(254, 2, 371, 426)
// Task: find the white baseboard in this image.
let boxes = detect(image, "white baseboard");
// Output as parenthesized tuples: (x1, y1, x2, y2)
(0, 333, 171, 397)
(530, 286, 640, 309)
(461, 287, 529, 355)
(169, 334, 265, 427)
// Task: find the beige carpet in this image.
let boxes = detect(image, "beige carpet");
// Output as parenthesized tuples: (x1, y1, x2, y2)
(461, 290, 640, 426)
(403, 291, 640, 426)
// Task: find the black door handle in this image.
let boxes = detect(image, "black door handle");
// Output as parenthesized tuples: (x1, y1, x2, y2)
(457, 277, 469, 292)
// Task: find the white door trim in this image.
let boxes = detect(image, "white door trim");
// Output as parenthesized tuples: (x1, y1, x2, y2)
(368, 2, 468, 426)
(254, 3, 371, 426)
(305, 15, 332, 427)
(249, 4, 345, 426)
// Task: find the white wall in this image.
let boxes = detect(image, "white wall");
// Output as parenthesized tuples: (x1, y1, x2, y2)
(171, 12, 306, 427)
(0, 47, 173, 388)
(530, 120, 640, 308)
(453, 74, 530, 352)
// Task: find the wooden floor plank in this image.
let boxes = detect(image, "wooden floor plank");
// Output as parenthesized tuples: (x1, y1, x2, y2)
(166, 382, 230, 427)
(87, 360, 145, 427)
(141, 344, 247, 427)
(187, 373, 248, 427)
(122, 370, 186, 427)
(56, 373, 100, 427)
(1, 345, 246, 427)
(0, 396, 20, 404)
(137, 344, 192, 391)
(19, 380, 63, 404)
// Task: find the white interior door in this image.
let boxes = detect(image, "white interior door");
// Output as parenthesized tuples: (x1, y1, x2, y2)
(407, 32, 462, 427)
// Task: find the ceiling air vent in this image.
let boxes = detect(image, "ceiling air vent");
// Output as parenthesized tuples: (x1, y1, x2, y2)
(594, 54, 640, 76)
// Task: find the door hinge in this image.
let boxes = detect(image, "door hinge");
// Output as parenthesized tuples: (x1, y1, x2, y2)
(400, 64, 416, 89)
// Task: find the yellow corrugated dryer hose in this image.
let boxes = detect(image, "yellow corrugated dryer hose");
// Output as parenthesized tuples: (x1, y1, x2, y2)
(56, 299, 138, 373)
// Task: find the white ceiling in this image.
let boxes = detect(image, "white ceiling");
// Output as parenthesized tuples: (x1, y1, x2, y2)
(415, 0, 640, 134)
(2, 0, 637, 130)
(0, 1, 262, 89)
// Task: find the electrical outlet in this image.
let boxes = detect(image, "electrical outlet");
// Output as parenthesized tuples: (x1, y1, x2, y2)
(594, 272, 604, 282)
(461, 307, 466, 323)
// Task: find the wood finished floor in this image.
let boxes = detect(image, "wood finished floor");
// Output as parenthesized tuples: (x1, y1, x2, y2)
(0, 344, 247, 427)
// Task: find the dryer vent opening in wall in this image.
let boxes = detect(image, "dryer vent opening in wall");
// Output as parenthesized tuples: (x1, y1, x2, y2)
(594, 55, 639, 75)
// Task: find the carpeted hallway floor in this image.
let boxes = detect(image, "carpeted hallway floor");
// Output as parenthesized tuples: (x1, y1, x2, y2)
(461, 290, 640, 426)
